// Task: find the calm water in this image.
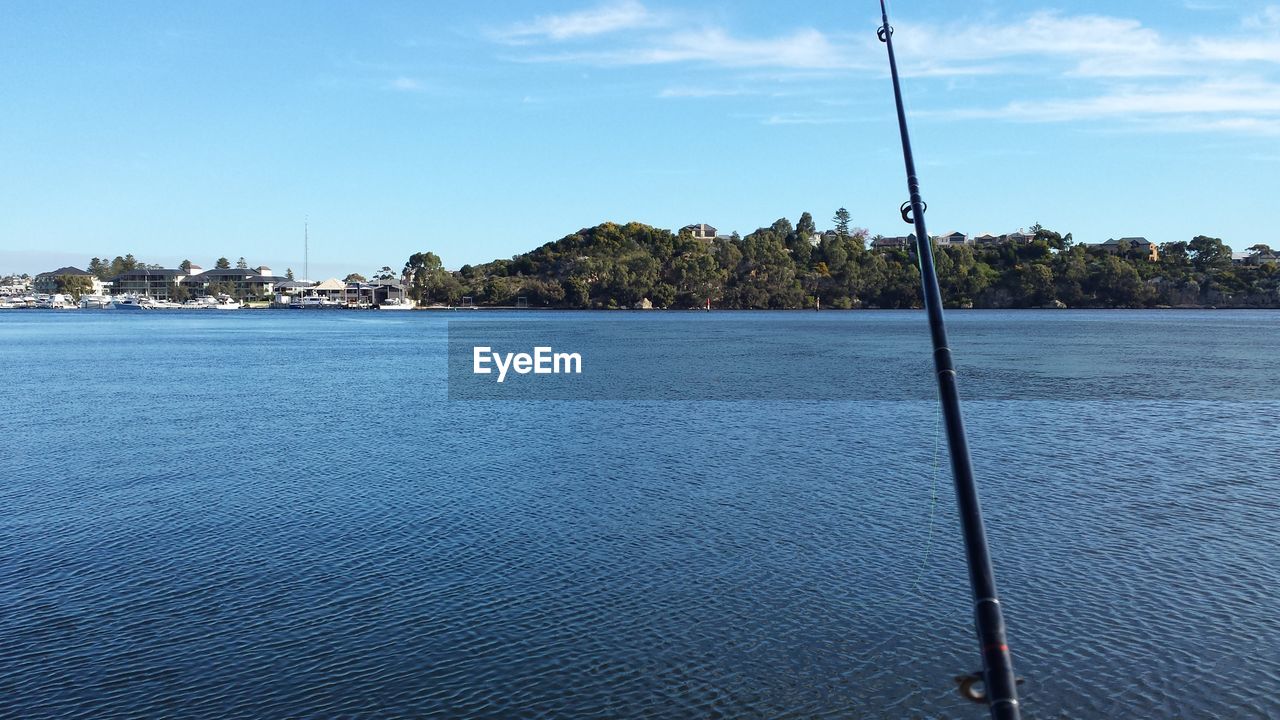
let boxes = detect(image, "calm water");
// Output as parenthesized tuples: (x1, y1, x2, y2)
(1, 310, 1277, 719)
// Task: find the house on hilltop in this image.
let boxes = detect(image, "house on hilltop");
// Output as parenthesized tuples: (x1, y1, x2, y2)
(680, 223, 718, 242)
(934, 231, 970, 247)
(1097, 237, 1159, 261)
(871, 234, 915, 250)
(1246, 249, 1279, 266)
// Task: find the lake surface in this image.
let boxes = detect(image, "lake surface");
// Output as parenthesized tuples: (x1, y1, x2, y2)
(2, 310, 1278, 718)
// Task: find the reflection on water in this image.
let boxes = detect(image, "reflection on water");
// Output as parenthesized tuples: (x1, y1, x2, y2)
(1, 310, 1277, 718)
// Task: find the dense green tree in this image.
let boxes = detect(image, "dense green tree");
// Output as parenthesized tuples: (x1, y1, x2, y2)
(833, 208, 851, 239)
(344, 273, 366, 283)
(1188, 235, 1230, 272)
(404, 251, 448, 304)
(796, 212, 817, 244)
(56, 274, 93, 300)
(286, 268, 295, 280)
(179, 259, 192, 272)
(215, 257, 231, 269)
(650, 283, 676, 308)
(236, 257, 248, 269)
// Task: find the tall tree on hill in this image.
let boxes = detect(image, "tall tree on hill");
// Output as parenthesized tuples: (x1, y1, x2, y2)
(236, 257, 248, 269)
(286, 268, 295, 280)
(833, 207, 851, 240)
(216, 257, 231, 269)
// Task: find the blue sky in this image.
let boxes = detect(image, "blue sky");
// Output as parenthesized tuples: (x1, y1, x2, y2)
(3, 0, 1278, 277)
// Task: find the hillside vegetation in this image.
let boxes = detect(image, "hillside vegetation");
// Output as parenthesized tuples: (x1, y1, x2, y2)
(399, 214, 1279, 309)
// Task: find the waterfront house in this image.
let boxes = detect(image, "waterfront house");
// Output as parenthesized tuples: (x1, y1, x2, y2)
(272, 280, 314, 305)
(344, 281, 375, 307)
(974, 233, 1002, 246)
(310, 278, 346, 301)
(371, 278, 409, 305)
(34, 266, 105, 295)
(111, 268, 184, 299)
(181, 267, 287, 299)
(1004, 229, 1036, 244)
(680, 223, 718, 242)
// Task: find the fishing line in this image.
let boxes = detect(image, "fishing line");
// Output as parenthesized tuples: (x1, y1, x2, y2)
(905, 385, 941, 597)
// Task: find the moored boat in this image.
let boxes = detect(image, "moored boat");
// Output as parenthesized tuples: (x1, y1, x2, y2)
(292, 296, 343, 309)
(375, 298, 416, 310)
(35, 294, 79, 310)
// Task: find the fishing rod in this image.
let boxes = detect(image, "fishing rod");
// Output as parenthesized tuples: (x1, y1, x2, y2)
(875, 2, 1023, 718)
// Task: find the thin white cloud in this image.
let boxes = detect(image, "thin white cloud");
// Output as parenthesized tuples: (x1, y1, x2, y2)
(1193, 38, 1280, 63)
(658, 86, 752, 98)
(491, 1, 661, 44)
(761, 113, 857, 126)
(523, 28, 858, 70)
(388, 76, 424, 92)
(890, 12, 1180, 78)
(944, 79, 1280, 135)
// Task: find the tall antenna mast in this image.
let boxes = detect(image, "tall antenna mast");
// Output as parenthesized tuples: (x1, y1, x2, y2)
(304, 219, 309, 283)
(876, 2, 1023, 718)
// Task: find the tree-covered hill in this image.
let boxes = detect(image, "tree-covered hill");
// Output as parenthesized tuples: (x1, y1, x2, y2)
(402, 214, 1280, 309)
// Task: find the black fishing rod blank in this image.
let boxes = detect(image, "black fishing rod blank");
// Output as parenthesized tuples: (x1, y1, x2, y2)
(875, 2, 1023, 718)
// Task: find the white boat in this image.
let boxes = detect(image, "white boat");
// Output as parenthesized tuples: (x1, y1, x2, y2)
(375, 298, 416, 310)
(293, 296, 343, 308)
(182, 295, 241, 310)
(111, 294, 181, 310)
(80, 294, 113, 309)
(35, 294, 79, 310)
(211, 295, 241, 310)
(111, 295, 147, 310)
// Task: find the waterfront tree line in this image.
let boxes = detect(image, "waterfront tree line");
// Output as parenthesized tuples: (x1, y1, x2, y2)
(402, 213, 1280, 309)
